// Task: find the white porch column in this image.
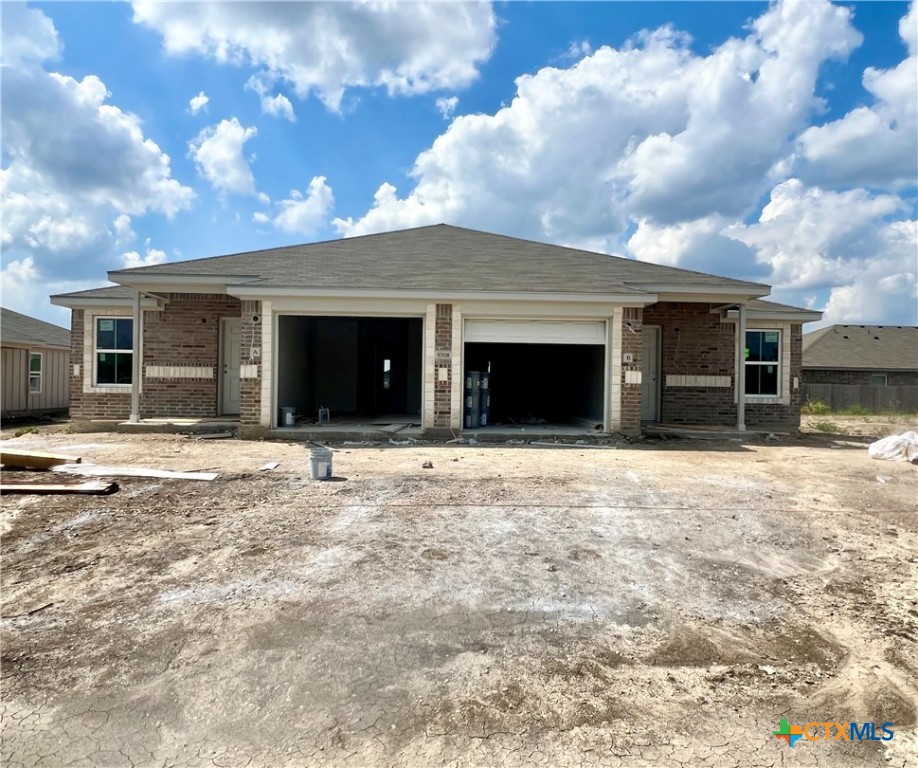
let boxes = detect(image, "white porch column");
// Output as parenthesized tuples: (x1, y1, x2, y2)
(609, 307, 623, 432)
(736, 302, 747, 432)
(129, 290, 142, 423)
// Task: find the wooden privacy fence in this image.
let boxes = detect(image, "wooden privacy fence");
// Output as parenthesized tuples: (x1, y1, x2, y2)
(802, 383, 918, 413)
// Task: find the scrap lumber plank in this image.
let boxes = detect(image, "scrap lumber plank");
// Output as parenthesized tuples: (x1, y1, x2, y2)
(51, 464, 218, 481)
(0, 448, 82, 470)
(1, 480, 117, 495)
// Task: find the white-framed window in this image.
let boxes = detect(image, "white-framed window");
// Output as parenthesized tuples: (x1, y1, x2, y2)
(95, 317, 133, 386)
(870, 373, 888, 386)
(29, 352, 42, 393)
(745, 329, 781, 397)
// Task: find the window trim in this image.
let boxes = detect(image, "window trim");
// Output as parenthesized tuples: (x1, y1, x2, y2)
(745, 328, 782, 398)
(869, 373, 888, 387)
(29, 351, 42, 394)
(94, 316, 134, 388)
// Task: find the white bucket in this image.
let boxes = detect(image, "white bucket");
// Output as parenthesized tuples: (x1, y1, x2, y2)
(279, 406, 296, 427)
(309, 446, 333, 480)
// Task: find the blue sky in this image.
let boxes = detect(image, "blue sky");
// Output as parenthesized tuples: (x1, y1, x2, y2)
(2, 1, 916, 328)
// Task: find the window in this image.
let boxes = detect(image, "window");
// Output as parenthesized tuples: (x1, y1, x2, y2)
(95, 317, 133, 385)
(29, 352, 42, 393)
(870, 373, 888, 386)
(745, 330, 780, 396)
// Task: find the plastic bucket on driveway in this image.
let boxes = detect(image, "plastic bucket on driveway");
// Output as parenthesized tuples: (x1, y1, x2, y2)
(310, 446, 333, 480)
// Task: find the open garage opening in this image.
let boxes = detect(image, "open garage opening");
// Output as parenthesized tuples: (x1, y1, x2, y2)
(276, 316, 423, 427)
(463, 342, 606, 431)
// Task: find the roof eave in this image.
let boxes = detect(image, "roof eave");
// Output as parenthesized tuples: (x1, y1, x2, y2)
(725, 309, 824, 322)
(50, 295, 167, 310)
(225, 284, 658, 306)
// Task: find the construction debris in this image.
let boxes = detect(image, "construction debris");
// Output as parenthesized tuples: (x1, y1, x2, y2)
(422, 460, 434, 469)
(529, 441, 613, 449)
(259, 461, 280, 471)
(0, 480, 118, 495)
(193, 432, 235, 440)
(0, 448, 82, 470)
(388, 438, 419, 446)
(52, 464, 218, 481)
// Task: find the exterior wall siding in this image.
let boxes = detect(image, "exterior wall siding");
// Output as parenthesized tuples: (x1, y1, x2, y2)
(70, 294, 242, 421)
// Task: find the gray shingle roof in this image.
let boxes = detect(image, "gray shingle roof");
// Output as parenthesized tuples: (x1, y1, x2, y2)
(1, 308, 70, 348)
(105, 224, 768, 295)
(746, 299, 819, 315)
(51, 285, 136, 301)
(803, 325, 918, 371)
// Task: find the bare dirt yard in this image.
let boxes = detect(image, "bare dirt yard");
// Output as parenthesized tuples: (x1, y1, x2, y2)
(2, 424, 916, 768)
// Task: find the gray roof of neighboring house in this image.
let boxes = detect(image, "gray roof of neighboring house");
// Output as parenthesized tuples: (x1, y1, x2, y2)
(803, 325, 918, 371)
(1, 308, 70, 348)
(88, 224, 769, 295)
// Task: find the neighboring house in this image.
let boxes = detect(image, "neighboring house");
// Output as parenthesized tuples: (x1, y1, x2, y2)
(50, 224, 822, 436)
(1, 307, 71, 417)
(802, 325, 918, 412)
(803, 325, 918, 386)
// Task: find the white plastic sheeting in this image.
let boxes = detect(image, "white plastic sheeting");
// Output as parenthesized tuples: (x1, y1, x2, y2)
(868, 431, 918, 462)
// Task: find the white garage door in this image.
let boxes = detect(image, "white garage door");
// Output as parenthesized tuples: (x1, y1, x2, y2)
(464, 319, 606, 345)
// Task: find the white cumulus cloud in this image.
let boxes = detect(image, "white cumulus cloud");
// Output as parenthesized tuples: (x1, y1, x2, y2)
(0, 2, 193, 303)
(188, 90, 210, 115)
(245, 75, 295, 121)
(122, 238, 168, 269)
(334, 0, 860, 242)
(188, 117, 258, 195)
(725, 180, 917, 324)
(132, 1, 497, 111)
(794, 0, 917, 189)
(272, 177, 335, 236)
(435, 96, 458, 120)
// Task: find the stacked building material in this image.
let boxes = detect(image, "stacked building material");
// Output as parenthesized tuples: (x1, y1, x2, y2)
(464, 370, 491, 428)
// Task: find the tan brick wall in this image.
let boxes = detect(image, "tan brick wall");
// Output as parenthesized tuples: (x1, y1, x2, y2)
(239, 300, 262, 426)
(71, 294, 242, 420)
(433, 303, 453, 429)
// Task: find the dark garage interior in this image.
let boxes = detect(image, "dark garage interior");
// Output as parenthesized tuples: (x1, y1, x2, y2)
(277, 316, 422, 421)
(463, 342, 605, 427)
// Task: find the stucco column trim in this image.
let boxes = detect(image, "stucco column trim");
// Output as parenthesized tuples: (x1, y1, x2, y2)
(450, 305, 462, 430)
(423, 303, 436, 429)
(260, 300, 273, 427)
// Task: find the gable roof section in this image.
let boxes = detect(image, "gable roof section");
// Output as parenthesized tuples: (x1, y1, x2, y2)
(100, 224, 768, 297)
(803, 325, 918, 371)
(1, 308, 70, 349)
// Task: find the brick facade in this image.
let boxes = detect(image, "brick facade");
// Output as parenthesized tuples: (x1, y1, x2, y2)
(69, 292, 806, 432)
(620, 307, 643, 435)
(641, 303, 803, 429)
(433, 303, 453, 429)
(239, 300, 262, 426)
(70, 294, 241, 421)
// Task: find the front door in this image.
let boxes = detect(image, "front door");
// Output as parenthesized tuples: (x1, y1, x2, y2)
(641, 325, 660, 421)
(221, 318, 241, 415)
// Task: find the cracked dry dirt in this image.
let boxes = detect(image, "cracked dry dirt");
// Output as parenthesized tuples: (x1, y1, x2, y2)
(1, 431, 917, 768)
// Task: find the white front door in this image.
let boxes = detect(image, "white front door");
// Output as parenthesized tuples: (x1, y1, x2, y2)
(221, 318, 241, 415)
(641, 326, 660, 421)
